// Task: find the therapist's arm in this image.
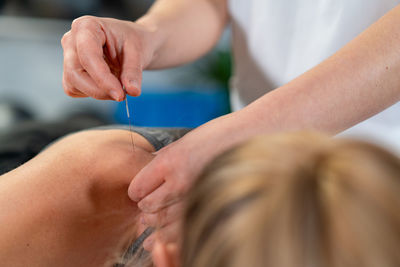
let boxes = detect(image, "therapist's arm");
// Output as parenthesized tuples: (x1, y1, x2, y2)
(61, 0, 228, 101)
(241, 5, 400, 135)
(128, 5, 400, 248)
(136, 0, 228, 69)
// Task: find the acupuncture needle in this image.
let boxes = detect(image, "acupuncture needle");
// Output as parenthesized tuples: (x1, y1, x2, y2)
(123, 86, 136, 153)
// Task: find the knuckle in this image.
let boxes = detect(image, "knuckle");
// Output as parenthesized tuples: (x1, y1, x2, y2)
(61, 31, 71, 47)
(72, 15, 95, 30)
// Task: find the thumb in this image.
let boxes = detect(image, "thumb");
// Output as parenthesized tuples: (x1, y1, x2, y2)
(128, 159, 166, 202)
(120, 47, 143, 97)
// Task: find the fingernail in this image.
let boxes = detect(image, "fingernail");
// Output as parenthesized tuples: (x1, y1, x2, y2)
(129, 80, 141, 96)
(110, 91, 122, 101)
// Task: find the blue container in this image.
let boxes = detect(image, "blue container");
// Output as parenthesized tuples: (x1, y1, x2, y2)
(114, 87, 230, 128)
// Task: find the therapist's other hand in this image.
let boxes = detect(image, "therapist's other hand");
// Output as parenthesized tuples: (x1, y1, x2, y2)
(129, 135, 206, 212)
(128, 113, 242, 250)
(61, 16, 154, 101)
(128, 135, 207, 250)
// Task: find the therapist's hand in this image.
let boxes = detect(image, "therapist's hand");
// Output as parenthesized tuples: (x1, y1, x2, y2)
(61, 16, 155, 101)
(128, 132, 210, 250)
(129, 136, 207, 207)
(128, 113, 244, 249)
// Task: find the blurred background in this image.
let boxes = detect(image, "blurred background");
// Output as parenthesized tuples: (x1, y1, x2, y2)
(0, 0, 231, 129)
(1, 0, 399, 156)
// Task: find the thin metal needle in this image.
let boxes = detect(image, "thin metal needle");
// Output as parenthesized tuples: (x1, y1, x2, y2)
(123, 86, 136, 153)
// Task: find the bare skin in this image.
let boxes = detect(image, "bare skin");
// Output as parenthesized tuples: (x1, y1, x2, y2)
(61, 0, 228, 100)
(0, 130, 154, 266)
(60, 0, 400, 248)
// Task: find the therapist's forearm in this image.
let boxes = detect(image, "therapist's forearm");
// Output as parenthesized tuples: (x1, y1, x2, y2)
(137, 0, 228, 70)
(195, 4, 400, 160)
(238, 4, 400, 136)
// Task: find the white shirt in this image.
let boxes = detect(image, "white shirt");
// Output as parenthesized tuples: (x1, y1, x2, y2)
(228, 0, 400, 154)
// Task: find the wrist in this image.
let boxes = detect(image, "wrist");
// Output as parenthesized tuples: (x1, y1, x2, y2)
(206, 109, 267, 150)
(135, 15, 166, 69)
(190, 112, 247, 156)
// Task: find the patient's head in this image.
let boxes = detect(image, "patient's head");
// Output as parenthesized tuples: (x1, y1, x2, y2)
(151, 132, 400, 267)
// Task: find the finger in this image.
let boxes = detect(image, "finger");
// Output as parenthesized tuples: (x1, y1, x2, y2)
(69, 68, 115, 100)
(141, 202, 183, 228)
(153, 241, 179, 267)
(63, 86, 87, 98)
(61, 30, 72, 50)
(138, 181, 184, 213)
(64, 56, 112, 100)
(62, 32, 92, 98)
(75, 27, 125, 101)
(128, 159, 167, 202)
(62, 75, 87, 98)
(120, 43, 143, 97)
(62, 31, 86, 98)
(63, 33, 116, 100)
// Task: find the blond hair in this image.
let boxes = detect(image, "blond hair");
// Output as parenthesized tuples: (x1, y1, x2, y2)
(181, 133, 400, 267)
